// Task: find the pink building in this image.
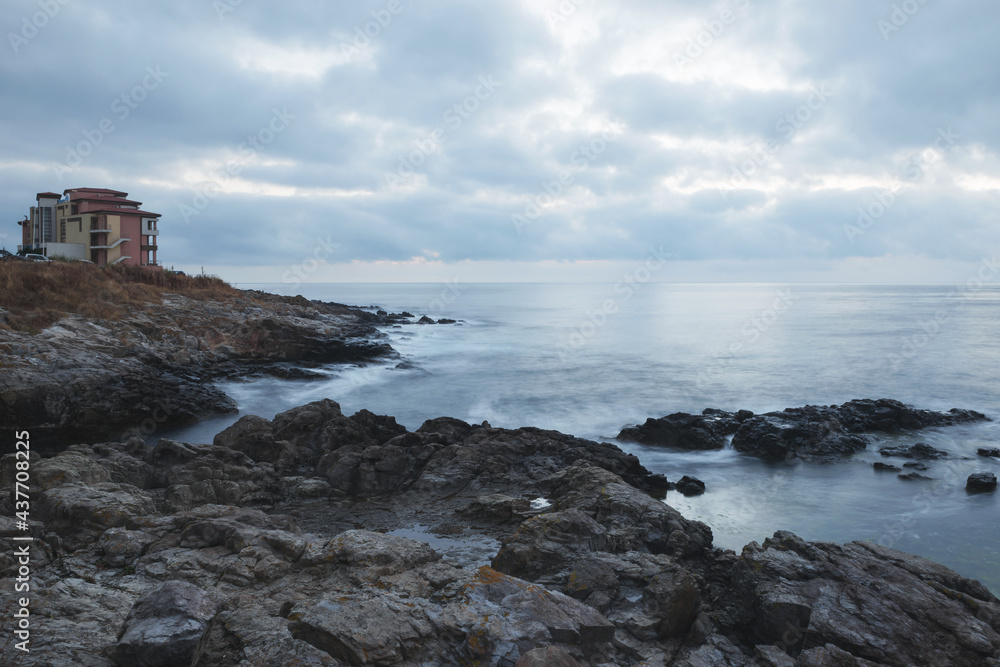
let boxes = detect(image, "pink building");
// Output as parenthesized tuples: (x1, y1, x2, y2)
(18, 187, 161, 267)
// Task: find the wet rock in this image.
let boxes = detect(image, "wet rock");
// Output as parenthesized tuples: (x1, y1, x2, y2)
(461, 494, 532, 522)
(516, 646, 581, 666)
(437, 318, 457, 324)
(114, 580, 220, 667)
(617, 412, 734, 450)
(898, 472, 932, 481)
(979, 448, 1000, 458)
(730, 399, 987, 463)
(967, 472, 998, 493)
(902, 461, 928, 471)
(733, 531, 1000, 666)
(732, 415, 867, 463)
(676, 475, 707, 496)
(417, 315, 435, 324)
(879, 442, 948, 460)
(212, 414, 291, 464)
(872, 462, 901, 472)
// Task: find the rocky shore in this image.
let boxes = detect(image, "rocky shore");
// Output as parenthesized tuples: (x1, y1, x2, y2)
(2, 286, 999, 665)
(0, 288, 422, 450)
(1, 396, 999, 666)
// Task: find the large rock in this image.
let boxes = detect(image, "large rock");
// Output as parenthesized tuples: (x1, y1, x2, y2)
(617, 411, 741, 450)
(730, 399, 987, 462)
(732, 531, 1000, 665)
(114, 580, 220, 667)
(967, 472, 998, 493)
(516, 646, 581, 666)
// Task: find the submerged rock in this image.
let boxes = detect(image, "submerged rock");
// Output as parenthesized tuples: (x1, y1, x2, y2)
(873, 462, 901, 472)
(967, 472, 998, 493)
(879, 442, 949, 460)
(676, 475, 707, 496)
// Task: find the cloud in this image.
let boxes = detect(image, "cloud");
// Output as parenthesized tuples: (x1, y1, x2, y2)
(2, 0, 998, 280)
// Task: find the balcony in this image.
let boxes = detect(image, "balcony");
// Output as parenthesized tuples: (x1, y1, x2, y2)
(141, 244, 158, 251)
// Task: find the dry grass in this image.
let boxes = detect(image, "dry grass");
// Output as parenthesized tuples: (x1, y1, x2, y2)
(0, 261, 242, 332)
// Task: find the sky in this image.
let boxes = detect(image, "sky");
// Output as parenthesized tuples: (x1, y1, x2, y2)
(1, 0, 998, 283)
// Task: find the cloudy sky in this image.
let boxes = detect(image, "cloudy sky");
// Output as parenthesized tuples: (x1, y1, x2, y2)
(2, 0, 998, 283)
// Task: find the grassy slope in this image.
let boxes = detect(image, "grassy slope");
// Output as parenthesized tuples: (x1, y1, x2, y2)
(0, 261, 242, 332)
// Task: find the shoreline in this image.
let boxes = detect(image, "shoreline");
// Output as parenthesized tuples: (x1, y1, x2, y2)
(2, 282, 1000, 664)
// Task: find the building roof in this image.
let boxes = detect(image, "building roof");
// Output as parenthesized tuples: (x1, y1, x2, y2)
(73, 196, 144, 206)
(36, 192, 62, 199)
(64, 187, 129, 197)
(86, 208, 162, 217)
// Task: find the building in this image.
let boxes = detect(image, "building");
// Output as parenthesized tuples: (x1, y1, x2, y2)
(18, 187, 161, 267)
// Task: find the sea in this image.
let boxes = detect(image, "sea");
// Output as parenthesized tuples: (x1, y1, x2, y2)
(163, 283, 1000, 593)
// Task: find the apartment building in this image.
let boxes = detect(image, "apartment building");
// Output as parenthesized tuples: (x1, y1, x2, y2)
(18, 187, 161, 267)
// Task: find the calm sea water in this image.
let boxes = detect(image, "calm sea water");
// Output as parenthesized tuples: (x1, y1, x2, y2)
(166, 283, 1000, 592)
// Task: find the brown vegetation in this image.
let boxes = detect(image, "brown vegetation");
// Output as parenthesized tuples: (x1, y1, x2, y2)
(0, 260, 242, 332)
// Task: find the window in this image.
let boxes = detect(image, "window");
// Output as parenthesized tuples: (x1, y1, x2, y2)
(79, 220, 82, 233)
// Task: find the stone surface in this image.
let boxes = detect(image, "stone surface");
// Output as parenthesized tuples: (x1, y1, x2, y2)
(967, 472, 998, 493)
(114, 580, 220, 667)
(516, 645, 582, 666)
(727, 399, 987, 462)
(733, 531, 1000, 666)
(879, 442, 949, 460)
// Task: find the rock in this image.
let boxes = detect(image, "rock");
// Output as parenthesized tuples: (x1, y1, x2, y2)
(733, 531, 1000, 666)
(755, 645, 796, 667)
(902, 461, 929, 471)
(461, 494, 532, 522)
(37, 481, 156, 546)
(676, 475, 707, 496)
(795, 643, 885, 666)
(289, 597, 432, 666)
(516, 646, 581, 666)
(212, 415, 290, 464)
(879, 442, 948, 460)
(979, 448, 1000, 458)
(898, 472, 932, 481)
(643, 563, 700, 638)
(437, 318, 457, 324)
(967, 472, 998, 493)
(114, 580, 220, 667)
(872, 462, 901, 472)
(729, 400, 987, 463)
(617, 412, 736, 450)
(732, 415, 867, 463)
(417, 315, 435, 324)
